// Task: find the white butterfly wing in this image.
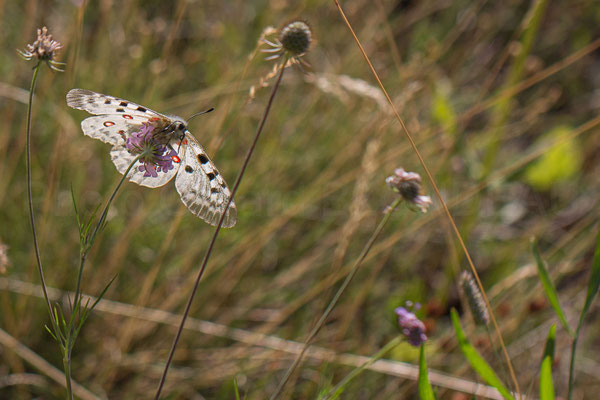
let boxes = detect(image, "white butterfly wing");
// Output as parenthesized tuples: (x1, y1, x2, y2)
(110, 143, 180, 188)
(80, 116, 134, 145)
(175, 133, 237, 227)
(66, 88, 166, 119)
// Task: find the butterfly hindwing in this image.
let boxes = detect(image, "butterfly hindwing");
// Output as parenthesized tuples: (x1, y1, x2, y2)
(175, 133, 237, 228)
(81, 116, 139, 145)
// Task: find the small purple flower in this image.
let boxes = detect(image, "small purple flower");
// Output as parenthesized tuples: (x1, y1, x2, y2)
(126, 122, 176, 178)
(386, 168, 432, 213)
(395, 306, 427, 347)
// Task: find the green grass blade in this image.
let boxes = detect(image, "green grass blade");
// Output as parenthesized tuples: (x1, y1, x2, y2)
(569, 226, 600, 399)
(418, 344, 436, 400)
(577, 226, 600, 329)
(450, 309, 514, 400)
(531, 239, 574, 337)
(540, 324, 556, 400)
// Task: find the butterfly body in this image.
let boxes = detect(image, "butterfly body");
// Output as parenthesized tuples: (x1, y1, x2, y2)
(66, 89, 237, 228)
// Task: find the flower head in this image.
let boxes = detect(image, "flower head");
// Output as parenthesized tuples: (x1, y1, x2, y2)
(386, 168, 432, 213)
(395, 305, 427, 347)
(126, 123, 177, 178)
(18, 27, 65, 72)
(261, 20, 312, 65)
(459, 271, 490, 326)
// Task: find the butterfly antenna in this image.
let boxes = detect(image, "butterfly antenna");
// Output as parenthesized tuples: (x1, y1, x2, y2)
(186, 108, 215, 122)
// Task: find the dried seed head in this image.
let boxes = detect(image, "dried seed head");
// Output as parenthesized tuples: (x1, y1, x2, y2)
(386, 168, 432, 213)
(279, 21, 312, 56)
(18, 27, 65, 71)
(460, 271, 490, 326)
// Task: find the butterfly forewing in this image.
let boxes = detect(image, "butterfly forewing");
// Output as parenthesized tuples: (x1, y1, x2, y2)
(175, 133, 237, 228)
(66, 89, 166, 119)
(67, 88, 237, 227)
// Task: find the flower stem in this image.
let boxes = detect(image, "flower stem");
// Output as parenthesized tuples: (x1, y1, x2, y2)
(64, 155, 141, 399)
(322, 336, 402, 400)
(153, 57, 289, 400)
(269, 197, 403, 399)
(25, 62, 57, 329)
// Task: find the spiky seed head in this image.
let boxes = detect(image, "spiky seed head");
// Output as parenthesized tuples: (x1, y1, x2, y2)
(460, 271, 490, 327)
(279, 21, 312, 56)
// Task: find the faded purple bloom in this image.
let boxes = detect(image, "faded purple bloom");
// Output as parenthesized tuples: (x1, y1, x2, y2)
(386, 168, 432, 213)
(126, 122, 176, 178)
(18, 27, 64, 71)
(395, 306, 427, 347)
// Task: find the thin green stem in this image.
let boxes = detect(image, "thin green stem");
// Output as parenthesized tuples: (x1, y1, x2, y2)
(71, 154, 142, 313)
(25, 62, 58, 331)
(64, 155, 141, 399)
(63, 352, 73, 400)
(322, 336, 402, 400)
(567, 333, 578, 400)
(153, 57, 289, 400)
(270, 197, 402, 399)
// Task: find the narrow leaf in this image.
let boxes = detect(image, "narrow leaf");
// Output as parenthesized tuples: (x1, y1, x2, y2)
(418, 344, 436, 400)
(540, 325, 556, 400)
(577, 226, 600, 329)
(531, 239, 573, 336)
(450, 309, 514, 400)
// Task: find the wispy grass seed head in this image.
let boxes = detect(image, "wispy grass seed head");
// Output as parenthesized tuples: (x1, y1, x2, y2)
(386, 168, 432, 213)
(459, 271, 490, 327)
(18, 26, 65, 71)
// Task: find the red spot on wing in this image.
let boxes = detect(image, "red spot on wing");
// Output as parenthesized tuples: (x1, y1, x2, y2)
(172, 155, 181, 163)
(182, 139, 188, 145)
(149, 117, 161, 122)
(123, 115, 133, 119)
(103, 121, 115, 127)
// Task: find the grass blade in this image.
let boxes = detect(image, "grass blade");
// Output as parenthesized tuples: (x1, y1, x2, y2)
(531, 239, 574, 336)
(418, 344, 436, 400)
(450, 309, 514, 400)
(540, 324, 556, 400)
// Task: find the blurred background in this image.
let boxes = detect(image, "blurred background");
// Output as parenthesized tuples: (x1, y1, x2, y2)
(1, 0, 600, 398)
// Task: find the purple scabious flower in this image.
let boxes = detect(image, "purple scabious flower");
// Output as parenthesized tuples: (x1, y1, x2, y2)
(126, 122, 177, 178)
(386, 168, 432, 213)
(395, 306, 427, 347)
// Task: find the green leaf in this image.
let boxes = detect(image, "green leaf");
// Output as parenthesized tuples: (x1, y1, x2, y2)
(577, 226, 600, 330)
(540, 325, 555, 400)
(450, 309, 514, 400)
(418, 344, 436, 400)
(524, 126, 581, 190)
(531, 239, 574, 337)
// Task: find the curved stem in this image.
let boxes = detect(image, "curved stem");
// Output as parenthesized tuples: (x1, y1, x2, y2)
(269, 198, 402, 399)
(153, 57, 289, 399)
(333, 1, 520, 397)
(25, 62, 56, 327)
(65, 155, 141, 400)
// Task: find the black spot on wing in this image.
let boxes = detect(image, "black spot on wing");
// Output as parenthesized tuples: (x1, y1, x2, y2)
(104, 99, 111, 104)
(116, 108, 125, 113)
(197, 154, 209, 164)
(119, 101, 128, 107)
(207, 172, 216, 180)
(211, 187, 219, 194)
(137, 106, 147, 112)
(185, 165, 193, 173)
